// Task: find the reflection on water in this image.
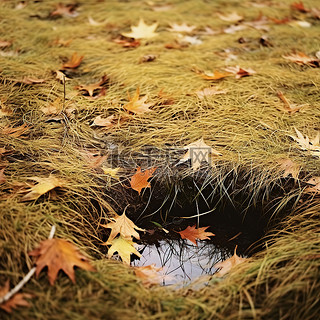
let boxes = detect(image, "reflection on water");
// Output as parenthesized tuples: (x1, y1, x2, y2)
(133, 239, 230, 286)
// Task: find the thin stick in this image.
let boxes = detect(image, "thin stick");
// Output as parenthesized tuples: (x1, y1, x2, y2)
(0, 225, 56, 304)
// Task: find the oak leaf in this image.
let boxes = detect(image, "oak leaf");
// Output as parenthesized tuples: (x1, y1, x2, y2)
(283, 52, 319, 67)
(29, 239, 95, 285)
(50, 3, 79, 18)
(224, 66, 256, 78)
(195, 86, 227, 99)
(101, 210, 145, 244)
(177, 225, 214, 246)
(21, 176, 66, 201)
(179, 138, 222, 171)
(304, 177, 320, 194)
(214, 246, 246, 277)
(288, 128, 320, 157)
(168, 23, 196, 33)
(134, 264, 163, 287)
(107, 236, 141, 264)
(278, 159, 300, 180)
(276, 91, 306, 114)
(122, 19, 158, 39)
(0, 281, 32, 313)
(124, 88, 153, 114)
(75, 76, 108, 97)
(62, 52, 83, 69)
(130, 166, 156, 194)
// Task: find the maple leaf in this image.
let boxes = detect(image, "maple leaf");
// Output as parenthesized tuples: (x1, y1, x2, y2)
(123, 88, 153, 114)
(102, 166, 120, 180)
(21, 175, 66, 201)
(91, 115, 115, 128)
(177, 225, 214, 246)
(167, 23, 196, 33)
(0, 40, 12, 48)
(278, 159, 300, 180)
(276, 91, 306, 114)
(1, 124, 29, 138)
(75, 76, 108, 97)
(113, 37, 141, 48)
(195, 86, 227, 99)
(198, 70, 233, 81)
(29, 238, 95, 285)
(134, 264, 163, 287)
(224, 66, 256, 78)
(50, 3, 79, 18)
(107, 236, 141, 264)
(291, 1, 309, 13)
(55, 70, 71, 82)
(62, 52, 84, 69)
(217, 12, 244, 22)
(122, 19, 158, 39)
(130, 166, 157, 194)
(82, 151, 108, 169)
(283, 52, 319, 67)
(177, 35, 202, 45)
(101, 210, 145, 244)
(288, 128, 320, 157)
(41, 98, 75, 118)
(0, 281, 32, 313)
(214, 246, 246, 277)
(179, 138, 222, 171)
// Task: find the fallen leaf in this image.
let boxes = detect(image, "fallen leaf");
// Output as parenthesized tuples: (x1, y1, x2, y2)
(50, 3, 79, 18)
(0, 40, 12, 48)
(29, 238, 95, 285)
(278, 159, 301, 180)
(167, 23, 196, 33)
(113, 37, 141, 48)
(107, 236, 141, 264)
(217, 12, 244, 22)
(197, 69, 233, 81)
(134, 264, 163, 286)
(55, 70, 71, 82)
(0, 50, 18, 57)
(289, 128, 320, 157)
(101, 167, 120, 179)
(269, 17, 291, 24)
(51, 38, 72, 47)
(91, 115, 115, 128)
(88, 16, 107, 26)
(311, 7, 320, 19)
(179, 138, 222, 171)
(21, 176, 66, 201)
(177, 225, 215, 246)
(0, 168, 6, 184)
(15, 1, 27, 10)
(62, 52, 84, 69)
(291, 1, 309, 13)
(123, 88, 153, 114)
(1, 124, 29, 138)
(224, 24, 247, 34)
(150, 3, 173, 12)
(122, 19, 158, 39)
(276, 91, 306, 114)
(195, 86, 227, 99)
(0, 281, 32, 313)
(0, 103, 13, 117)
(177, 35, 202, 45)
(15, 77, 46, 85)
(75, 76, 108, 97)
(283, 52, 319, 67)
(140, 54, 157, 63)
(224, 66, 256, 78)
(41, 98, 75, 119)
(214, 246, 246, 277)
(101, 210, 145, 244)
(305, 177, 320, 194)
(82, 151, 108, 169)
(130, 166, 157, 194)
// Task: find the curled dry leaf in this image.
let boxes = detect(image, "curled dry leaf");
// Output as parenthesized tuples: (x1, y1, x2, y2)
(124, 88, 153, 114)
(13, 77, 45, 85)
(55, 70, 71, 82)
(75, 76, 108, 97)
(217, 12, 244, 22)
(304, 177, 320, 194)
(101, 210, 145, 244)
(91, 115, 115, 128)
(107, 235, 141, 264)
(29, 238, 96, 285)
(214, 246, 247, 277)
(278, 159, 301, 180)
(0, 281, 32, 313)
(276, 91, 306, 114)
(224, 66, 256, 78)
(62, 52, 84, 69)
(21, 176, 66, 201)
(291, 1, 309, 13)
(197, 69, 233, 81)
(130, 166, 157, 194)
(134, 264, 163, 287)
(82, 151, 108, 169)
(122, 19, 158, 39)
(177, 225, 215, 246)
(283, 52, 319, 67)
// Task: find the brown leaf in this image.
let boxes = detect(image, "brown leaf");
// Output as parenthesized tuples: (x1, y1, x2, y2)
(55, 70, 71, 82)
(304, 177, 320, 194)
(278, 159, 301, 180)
(276, 91, 305, 114)
(101, 210, 145, 244)
(91, 115, 115, 128)
(283, 52, 319, 67)
(50, 3, 79, 17)
(134, 264, 163, 287)
(130, 166, 156, 194)
(29, 239, 95, 285)
(113, 38, 141, 48)
(21, 176, 66, 201)
(1, 124, 29, 138)
(13, 77, 46, 85)
(124, 88, 153, 114)
(62, 52, 84, 69)
(82, 151, 108, 169)
(195, 86, 227, 99)
(177, 225, 214, 246)
(214, 246, 246, 277)
(291, 1, 309, 13)
(0, 40, 12, 48)
(225, 66, 256, 78)
(0, 281, 32, 313)
(75, 76, 108, 97)
(0, 168, 6, 184)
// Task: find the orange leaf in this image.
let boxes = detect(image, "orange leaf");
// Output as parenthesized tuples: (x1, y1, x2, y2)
(29, 238, 96, 285)
(283, 52, 319, 67)
(1, 124, 29, 138)
(177, 225, 215, 246)
(134, 264, 163, 287)
(75, 76, 108, 97)
(291, 1, 309, 13)
(123, 88, 153, 114)
(130, 166, 156, 194)
(199, 70, 232, 80)
(0, 281, 32, 313)
(62, 52, 83, 69)
(113, 38, 141, 48)
(276, 91, 305, 114)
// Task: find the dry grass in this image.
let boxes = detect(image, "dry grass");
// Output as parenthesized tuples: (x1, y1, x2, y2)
(0, 0, 320, 319)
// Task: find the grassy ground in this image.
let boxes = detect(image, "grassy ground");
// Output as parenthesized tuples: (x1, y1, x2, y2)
(0, 0, 320, 319)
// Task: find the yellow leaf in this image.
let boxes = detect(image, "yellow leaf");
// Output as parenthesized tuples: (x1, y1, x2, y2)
(122, 19, 158, 39)
(102, 166, 120, 179)
(107, 236, 141, 264)
(101, 210, 145, 244)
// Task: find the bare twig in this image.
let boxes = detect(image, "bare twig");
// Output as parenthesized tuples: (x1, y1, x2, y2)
(0, 225, 56, 304)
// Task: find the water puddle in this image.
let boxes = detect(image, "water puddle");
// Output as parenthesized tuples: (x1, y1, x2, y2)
(132, 239, 231, 286)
